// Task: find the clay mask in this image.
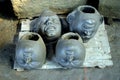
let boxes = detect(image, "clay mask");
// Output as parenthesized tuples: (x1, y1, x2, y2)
(55, 32, 85, 68)
(67, 5, 103, 42)
(15, 32, 46, 69)
(32, 10, 61, 40)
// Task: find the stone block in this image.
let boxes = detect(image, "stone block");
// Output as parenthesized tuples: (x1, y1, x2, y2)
(11, 0, 87, 18)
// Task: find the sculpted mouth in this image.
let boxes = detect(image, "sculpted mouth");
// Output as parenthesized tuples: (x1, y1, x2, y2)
(82, 35, 91, 38)
(44, 26, 55, 32)
(81, 31, 93, 39)
(44, 26, 56, 37)
(81, 33, 92, 39)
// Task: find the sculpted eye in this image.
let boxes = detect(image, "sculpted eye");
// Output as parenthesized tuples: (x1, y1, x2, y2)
(83, 25, 87, 29)
(52, 19, 55, 22)
(60, 59, 66, 63)
(44, 18, 49, 25)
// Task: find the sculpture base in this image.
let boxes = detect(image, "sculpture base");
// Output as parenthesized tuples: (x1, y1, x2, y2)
(14, 19, 113, 71)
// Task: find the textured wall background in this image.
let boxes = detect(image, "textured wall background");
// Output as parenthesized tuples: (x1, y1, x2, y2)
(11, 0, 87, 18)
(99, 0, 120, 18)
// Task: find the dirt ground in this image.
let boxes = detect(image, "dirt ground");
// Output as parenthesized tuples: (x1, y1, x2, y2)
(0, 17, 119, 80)
(0, 1, 120, 80)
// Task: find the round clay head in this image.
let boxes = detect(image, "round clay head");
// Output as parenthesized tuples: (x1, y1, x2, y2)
(55, 32, 85, 68)
(16, 32, 46, 69)
(67, 5, 103, 42)
(33, 10, 61, 40)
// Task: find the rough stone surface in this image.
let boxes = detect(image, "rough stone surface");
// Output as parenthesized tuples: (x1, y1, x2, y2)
(15, 19, 112, 70)
(11, 0, 87, 18)
(0, 18, 18, 48)
(99, 0, 120, 18)
(20, 19, 31, 31)
(83, 22, 112, 68)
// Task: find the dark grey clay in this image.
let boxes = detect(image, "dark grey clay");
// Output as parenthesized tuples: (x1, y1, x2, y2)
(15, 32, 46, 69)
(31, 10, 61, 41)
(55, 32, 85, 68)
(67, 5, 103, 42)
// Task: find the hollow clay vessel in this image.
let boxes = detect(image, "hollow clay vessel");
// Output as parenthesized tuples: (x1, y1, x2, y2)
(15, 32, 46, 69)
(55, 32, 85, 68)
(31, 10, 61, 41)
(67, 5, 103, 42)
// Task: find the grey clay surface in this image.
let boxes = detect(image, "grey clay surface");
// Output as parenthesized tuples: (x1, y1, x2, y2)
(67, 5, 103, 42)
(31, 10, 61, 41)
(15, 32, 46, 69)
(55, 32, 85, 68)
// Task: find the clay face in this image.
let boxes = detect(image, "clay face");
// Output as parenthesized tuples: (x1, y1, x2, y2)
(67, 5, 103, 42)
(15, 32, 46, 69)
(55, 32, 85, 68)
(32, 10, 61, 40)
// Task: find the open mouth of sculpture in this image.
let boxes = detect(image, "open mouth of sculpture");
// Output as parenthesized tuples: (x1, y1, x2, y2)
(67, 35, 79, 40)
(63, 33, 79, 40)
(28, 34, 39, 41)
(80, 6, 95, 13)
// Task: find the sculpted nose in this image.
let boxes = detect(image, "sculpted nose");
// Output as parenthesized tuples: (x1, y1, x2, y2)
(26, 57, 32, 64)
(84, 30, 91, 36)
(66, 50, 74, 62)
(48, 21, 51, 24)
(47, 19, 52, 25)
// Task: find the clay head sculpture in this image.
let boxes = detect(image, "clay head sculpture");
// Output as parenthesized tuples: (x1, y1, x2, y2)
(55, 32, 85, 68)
(15, 32, 46, 69)
(67, 5, 103, 42)
(31, 10, 61, 41)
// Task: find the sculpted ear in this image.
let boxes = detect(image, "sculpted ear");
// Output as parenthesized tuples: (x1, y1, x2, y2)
(66, 11, 76, 24)
(100, 15, 104, 24)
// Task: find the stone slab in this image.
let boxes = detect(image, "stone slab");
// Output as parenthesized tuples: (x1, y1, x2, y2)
(20, 19, 31, 31)
(14, 19, 113, 71)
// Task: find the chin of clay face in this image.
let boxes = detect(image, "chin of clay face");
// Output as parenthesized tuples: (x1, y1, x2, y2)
(55, 32, 85, 68)
(67, 5, 103, 42)
(15, 32, 46, 69)
(33, 10, 61, 40)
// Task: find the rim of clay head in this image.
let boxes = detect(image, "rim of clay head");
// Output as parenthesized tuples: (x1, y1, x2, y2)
(78, 5, 98, 14)
(61, 32, 83, 43)
(20, 32, 41, 41)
